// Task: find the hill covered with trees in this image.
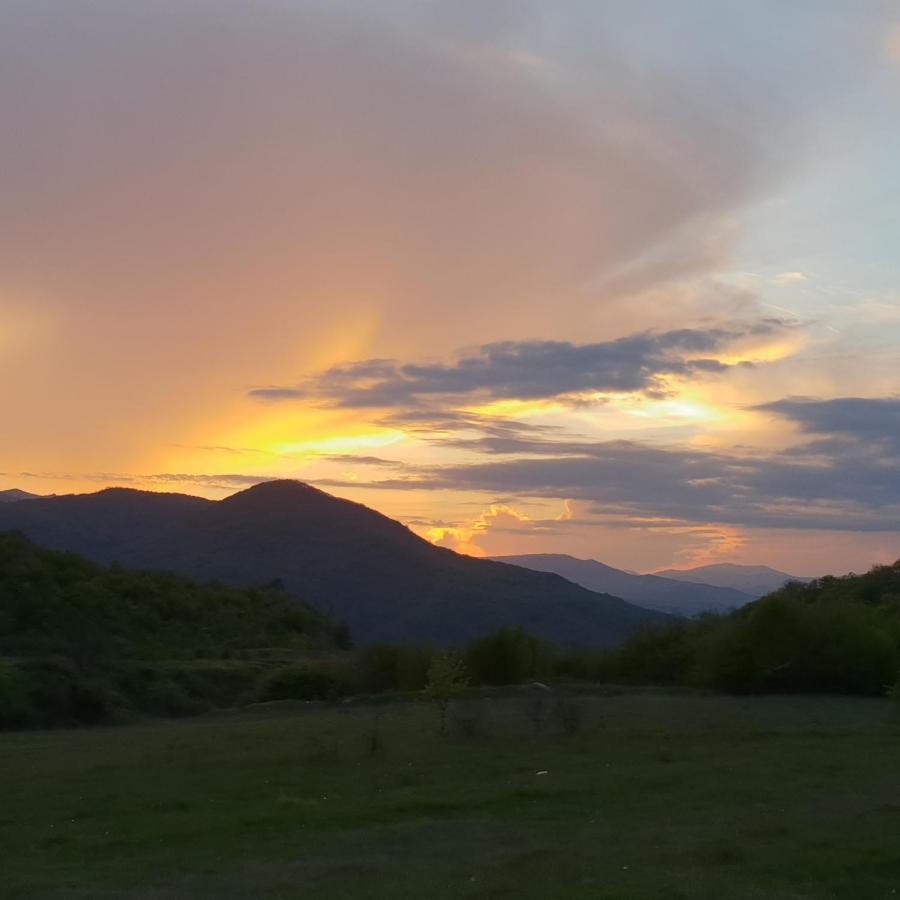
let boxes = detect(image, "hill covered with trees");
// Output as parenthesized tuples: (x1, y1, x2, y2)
(0, 532, 342, 727)
(0, 531, 336, 661)
(585, 562, 900, 695)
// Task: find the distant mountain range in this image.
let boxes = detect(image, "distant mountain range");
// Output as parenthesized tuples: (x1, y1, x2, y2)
(491, 554, 752, 615)
(653, 563, 814, 598)
(0, 481, 665, 646)
(0, 489, 43, 503)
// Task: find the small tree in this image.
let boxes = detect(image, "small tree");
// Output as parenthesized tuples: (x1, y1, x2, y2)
(425, 650, 469, 735)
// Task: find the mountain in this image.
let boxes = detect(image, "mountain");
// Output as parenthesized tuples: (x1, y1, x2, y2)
(0, 480, 664, 646)
(652, 563, 814, 598)
(0, 489, 43, 503)
(490, 554, 752, 616)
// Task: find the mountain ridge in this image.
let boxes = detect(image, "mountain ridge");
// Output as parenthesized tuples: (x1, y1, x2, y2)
(490, 553, 753, 615)
(653, 563, 814, 598)
(0, 480, 665, 646)
(0, 488, 44, 502)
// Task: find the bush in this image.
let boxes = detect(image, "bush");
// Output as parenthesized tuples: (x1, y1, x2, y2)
(465, 627, 552, 686)
(259, 665, 352, 702)
(357, 644, 431, 692)
(167, 661, 259, 708)
(694, 596, 898, 695)
(142, 678, 206, 717)
(18, 658, 115, 725)
(614, 618, 718, 685)
(425, 650, 469, 736)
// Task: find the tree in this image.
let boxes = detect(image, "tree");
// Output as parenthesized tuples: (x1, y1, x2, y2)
(465, 627, 550, 685)
(425, 650, 469, 735)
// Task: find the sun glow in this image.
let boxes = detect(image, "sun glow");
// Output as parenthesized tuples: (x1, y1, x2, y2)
(273, 430, 405, 456)
(627, 399, 723, 422)
(462, 397, 575, 419)
(611, 394, 725, 423)
(709, 338, 803, 367)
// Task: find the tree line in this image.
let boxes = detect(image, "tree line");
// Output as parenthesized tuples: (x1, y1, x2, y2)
(4, 529, 900, 730)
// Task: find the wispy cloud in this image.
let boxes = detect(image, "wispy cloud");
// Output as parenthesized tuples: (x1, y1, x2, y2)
(769, 271, 809, 286)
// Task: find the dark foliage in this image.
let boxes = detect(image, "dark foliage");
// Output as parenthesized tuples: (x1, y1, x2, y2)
(465, 626, 554, 685)
(258, 664, 353, 702)
(356, 643, 432, 691)
(0, 531, 337, 728)
(0, 531, 331, 661)
(567, 562, 900, 696)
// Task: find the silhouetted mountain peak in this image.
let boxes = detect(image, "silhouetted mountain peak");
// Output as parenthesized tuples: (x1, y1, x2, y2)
(224, 479, 324, 501)
(223, 480, 377, 516)
(0, 483, 665, 645)
(220, 479, 422, 544)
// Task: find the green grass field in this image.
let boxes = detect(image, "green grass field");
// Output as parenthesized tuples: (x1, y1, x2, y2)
(3, 690, 900, 899)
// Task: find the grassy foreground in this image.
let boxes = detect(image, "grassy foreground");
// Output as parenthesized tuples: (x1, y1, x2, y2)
(3, 691, 900, 899)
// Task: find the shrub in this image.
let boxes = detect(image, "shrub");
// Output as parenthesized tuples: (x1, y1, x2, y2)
(166, 661, 259, 709)
(357, 644, 431, 692)
(425, 650, 469, 735)
(614, 620, 710, 685)
(18, 658, 114, 725)
(465, 627, 552, 686)
(142, 678, 205, 717)
(260, 665, 352, 702)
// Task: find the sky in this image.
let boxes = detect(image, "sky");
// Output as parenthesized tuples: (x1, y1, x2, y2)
(2, 0, 900, 575)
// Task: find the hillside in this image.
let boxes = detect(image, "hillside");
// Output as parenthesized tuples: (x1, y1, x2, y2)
(653, 563, 814, 598)
(0, 531, 333, 661)
(0, 481, 664, 646)
(491, 554, 751, 615)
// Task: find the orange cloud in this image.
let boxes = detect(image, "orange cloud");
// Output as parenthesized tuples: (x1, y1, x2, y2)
(424, 503, 539, 556)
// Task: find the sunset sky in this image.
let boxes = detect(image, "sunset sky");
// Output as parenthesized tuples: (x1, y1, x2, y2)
(2, 1, 900, 574)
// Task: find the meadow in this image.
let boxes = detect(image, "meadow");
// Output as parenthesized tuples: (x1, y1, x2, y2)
(3, 690, 900, 899)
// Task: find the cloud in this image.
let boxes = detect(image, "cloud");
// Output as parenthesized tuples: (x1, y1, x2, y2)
(1, 0, 833, 479)
(250, 322, 789, 409)
(421, 501, 562, 556)
(756, 396, 900, 444)
(320, 455, 406, 468)
(347, 421, 900, 532)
